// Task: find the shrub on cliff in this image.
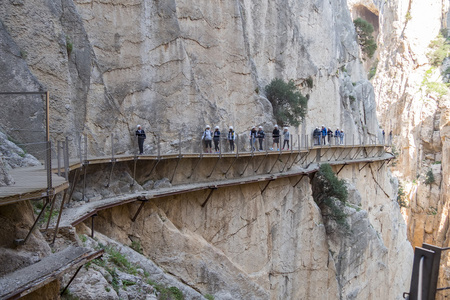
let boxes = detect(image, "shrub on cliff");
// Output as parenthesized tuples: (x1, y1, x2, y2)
(353, 17, 377, 59)
(426, 34, 450, 67)
(265, 78, 308, 127)
(312, 164, 349, 229)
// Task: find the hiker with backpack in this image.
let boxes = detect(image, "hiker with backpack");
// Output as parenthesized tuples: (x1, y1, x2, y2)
(202, 125, 213, 153)
(228, 126, 236, 152)
(257, 126, 265, 151)
(213, 126, 221, 153)
(327, 127, 333, 145)
(334, 128, 341, 145)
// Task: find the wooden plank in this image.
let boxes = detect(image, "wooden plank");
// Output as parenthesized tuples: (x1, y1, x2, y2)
(0, 246, 103, 300)
(0, 166, 68, 206)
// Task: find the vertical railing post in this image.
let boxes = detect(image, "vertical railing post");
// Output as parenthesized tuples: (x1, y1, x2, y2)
(111, 133, 115, 161)
(236, 134, 239, 156)
(57, 140, 61, 176)
(84, 135, 88, 162)
(157, 134, 161, 159)
(64, 136, 69, 181)
(46, 140, 52, 193)
(179, 132, 182, 156)
(78, 135, 82, 165)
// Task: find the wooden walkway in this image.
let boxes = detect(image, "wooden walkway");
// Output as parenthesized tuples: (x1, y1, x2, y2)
(0, 166, 68, 206)
(57, 152, 393, 229)
(0, 246, 103, 300)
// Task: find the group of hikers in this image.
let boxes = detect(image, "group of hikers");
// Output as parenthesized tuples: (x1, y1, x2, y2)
(313, 126, 345, 146)
(200, 124, 292, 153)
(135, 124, 351, 155)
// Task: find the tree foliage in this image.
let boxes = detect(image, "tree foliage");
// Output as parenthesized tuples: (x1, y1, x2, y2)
(265, 78, 308, 127)
(426, 34, 450, 67)
(353, 17, 377, 59)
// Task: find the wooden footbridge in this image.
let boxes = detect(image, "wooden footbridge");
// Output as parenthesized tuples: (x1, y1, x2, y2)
(0, 140, 393, 300)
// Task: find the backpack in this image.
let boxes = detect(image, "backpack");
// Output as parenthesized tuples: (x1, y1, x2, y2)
(204, 130, 212, 140)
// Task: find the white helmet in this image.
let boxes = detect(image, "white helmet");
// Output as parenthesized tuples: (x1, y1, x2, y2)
(259, 126, 263, 129)
(215, 126, 219, 129)
(274, 125, 278, 128)
(284, 127, 288, 130)
(137, 124, 141, 128)
(206, 125, 210, 129)
(229, 126, 233, 130)
(252, 126, 256, 129)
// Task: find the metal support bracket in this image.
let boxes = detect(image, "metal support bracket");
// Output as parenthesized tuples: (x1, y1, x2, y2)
(105, 160, 116, 188)
(287, 152, 300, 170)
(240, 154, 254, 176)
(130, 157, 138, 187)
(91, 213, 98, 238)
(14, 197, 50, 245)
(336, 163, 347, 175)
(61, 265, 83, 296)
(255, 153, 268, 173)
(148, 159, 160, 179)
(261, 178, 275, 194)
(187, 156, 202, 179)
(359, 161, 371, 172)
(293, 175, 305, 187)
(267, 153, 281, 174)
(51, 189, 68, 245)
(201, 186, 217, 207)
(224, 156, 239, 178)
(207, 157, 221, 178)
(132, 196, 148, 222)
(281, 151, 293, 173)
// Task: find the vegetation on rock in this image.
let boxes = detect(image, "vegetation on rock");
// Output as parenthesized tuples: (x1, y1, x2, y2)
(265, 78, 308, 127)
(425, 170, 435, 185)
(313, 164, 349, 229)
(426, 34, 450, 67)
(353, 17, 377, 59)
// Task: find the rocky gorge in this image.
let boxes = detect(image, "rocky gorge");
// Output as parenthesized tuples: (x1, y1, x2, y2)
(0, 0, 448, 299)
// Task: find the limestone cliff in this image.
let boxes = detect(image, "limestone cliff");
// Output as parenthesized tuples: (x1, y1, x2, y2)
(0, 0, 380, 156)
(349, 0, 450, 293)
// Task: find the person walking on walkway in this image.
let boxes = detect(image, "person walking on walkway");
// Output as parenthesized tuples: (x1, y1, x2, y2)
(334, 128, 340, 145)
(249, 126, 257, 152)
(340, 130, 345, 144)
(213, 126, 221, 153)
(327, 127, 333, 145)
(321, 125, 327, 145)
(382, 129, 385, 144)
(227, 126, 235, 152)
(271, 125, 280, 150)
(202, 125, 213, 153)
(282, 127, 290, 150)
(257, 126, 265, 151)
(313, 127, 321, 145)
(135, 125, 146, 155)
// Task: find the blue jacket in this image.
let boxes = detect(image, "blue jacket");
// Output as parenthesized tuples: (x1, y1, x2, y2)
(321, 128, 327, 136)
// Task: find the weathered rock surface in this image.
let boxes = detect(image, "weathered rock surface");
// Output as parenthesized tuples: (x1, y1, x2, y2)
(87, 163, 412, 299)
(0, 0, 380, 157)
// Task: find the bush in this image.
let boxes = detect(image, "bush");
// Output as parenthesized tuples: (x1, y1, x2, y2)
(313, 164, 349, 230)
(305, 76, 313, 88)
(426, 34, 450, 67)
(425, 170, 435, 185)
(265, 78, 308, 127)
(397, 182, 408, 207)
(66, 36, 73, 55)
(353, 17, 377, 58)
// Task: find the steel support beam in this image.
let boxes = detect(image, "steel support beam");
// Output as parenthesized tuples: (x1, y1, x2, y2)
(14, 197, 50, 245)
(201, 187, 217, 207)
(261, 179, 275, 194)
(131, 197, 148, 222)
(358, 161, 371, 172)
(293, 175, 305, 187)
(336, 163, 347, 175)
(187, 156, 202, 179)
(51, 189, 68, 245)
(61, 265, 83, 296)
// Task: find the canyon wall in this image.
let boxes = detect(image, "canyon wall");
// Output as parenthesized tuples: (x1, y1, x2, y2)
(0, 0, 380, 157)
(87, 161, 412, 299)
(348, 0, 450, 295)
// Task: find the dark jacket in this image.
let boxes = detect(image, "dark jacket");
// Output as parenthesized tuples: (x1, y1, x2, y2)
(273, 128, 280, 138)
(257, 130, 265, 139)
(213, 130, 221, 139)
(136, 129, 146, 139)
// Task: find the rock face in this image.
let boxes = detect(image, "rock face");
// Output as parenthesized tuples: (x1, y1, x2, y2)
(88, 162, 412, 299)
(349, 0, 450, 292)
(0, 0, 380, 157)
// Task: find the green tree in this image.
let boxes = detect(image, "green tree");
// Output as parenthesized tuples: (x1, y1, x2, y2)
(426, 34, 450, 67)
(265, 78, 308, 126)
(353, 18, 377, 58)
